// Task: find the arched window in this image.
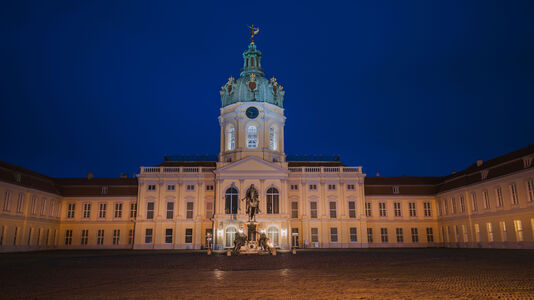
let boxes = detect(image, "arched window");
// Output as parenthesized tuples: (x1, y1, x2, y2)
(269, 127, 276, 151)
(225, 187, 238, 214)
(225, 226, 237, 248)
(267, 226, 279, 246)
(250, 57, 255, 66)
(266, 187, 279, 214)
(247, 125, 257, 148)
(227, 126, 235, 150)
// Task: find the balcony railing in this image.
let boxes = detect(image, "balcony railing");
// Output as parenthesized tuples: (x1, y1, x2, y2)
(288, 167, 362, 174)
(140, 167, 216, 174)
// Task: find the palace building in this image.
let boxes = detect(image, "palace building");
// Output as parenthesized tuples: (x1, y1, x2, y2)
(1, 35, 534, 253)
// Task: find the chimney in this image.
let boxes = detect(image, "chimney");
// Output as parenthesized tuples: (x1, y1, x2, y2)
(376, 172, 380, 177)
(86, 172, 94, 180)
(476, 160, 483, 167)
(451, 171, 456, 175)
(120, 173, 128, 179)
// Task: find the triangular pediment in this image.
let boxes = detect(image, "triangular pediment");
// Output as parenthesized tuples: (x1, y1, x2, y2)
(215, 156, 288, 175)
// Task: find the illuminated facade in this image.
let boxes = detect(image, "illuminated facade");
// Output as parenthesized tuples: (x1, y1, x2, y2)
(1, 39, 533, 252)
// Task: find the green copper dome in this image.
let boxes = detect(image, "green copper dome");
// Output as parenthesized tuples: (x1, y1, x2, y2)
(220, 43, 285, 108)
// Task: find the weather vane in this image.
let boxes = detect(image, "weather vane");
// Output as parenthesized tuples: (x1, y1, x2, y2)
(248, 24, 259, 44)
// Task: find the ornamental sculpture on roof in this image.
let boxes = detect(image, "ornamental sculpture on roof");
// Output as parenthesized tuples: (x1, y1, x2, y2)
(248, 24, 259, 44)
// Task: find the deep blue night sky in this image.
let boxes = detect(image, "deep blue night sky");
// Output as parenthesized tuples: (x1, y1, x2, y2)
(1, 1, 533, 178)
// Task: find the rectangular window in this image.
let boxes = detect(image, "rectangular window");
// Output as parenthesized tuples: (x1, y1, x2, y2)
(424, 202, 432, 217)
(36, 228, 41, 246)
(496, 187, 504, 207)
(81, 229, 88, 245)
(510, 184, 519, 205)
(411, 228, 418, 242)
(380, 228, 388, 243)
(474, 224, 480, 242)
(330, 228, 338, 242)
(291, 202, 298, 219)
(65, 229, 72, 245)
(206, 201, 214, 219)
(443, 198, 448, 215)
(309, 184, 317, 191)
(97, 229, 104, 245)
(483, 191, 490, 209)
(16, 193, 24, 213)
(186, 202, 194, 219)
(49, 199, 55, 217)
(113, 229, 120, 245)
(365, 202, 372, 217)
(0, 226, 4, 246)
(328, 184, 336, 190)
(462, 225, 468, 242)
(329, 202, 337, 219)
(67, 203, 75, 218)
(379, 202, 386, 217)
(129, 229, 134, 244)
(290, 184, 298, 190)
(146, 202, 154, 220)
(394, 202, 401, 217)
(471, 192, 478, 212)
(186, 185, 195, 191)
(347, 184, 355, 190)
(147, 184, 156, 191)
(349, 227, 357, 242)
(3, 191, 12, 212)
(409, 202, 416, 217)
(114, 203, 122, 218)
(185, 228, 193, 243)
(30, 196, 37, 215)
(145, 228, 153, 244)
(527, 179, 534, 202)
(165, 228, 173, 244)
(101, 186, 108, 194)
(27, 227, 32, 246)
(130, 203, 137, 219)
(99, 203, 107, 218)
(486, 223, 493, 242)
(426, 227, 434, 242)
(451, 198, 457, 214)
(513, 220, 523, 242)
(206, 185, 214, 191)
(367, 228, 373, 243)
(167, 184, 175, 191)
(459, 196, 465, 213)
(166, 202, 174, 219)
(348, 201, 356, 218)
(310, 202, 318, 219)
(13, 227, 18, 245)
(83, 203, 91, 218)
(396, 228, 403, 243)
(311, 228, 318, 243)
(499, 221, 507, 242)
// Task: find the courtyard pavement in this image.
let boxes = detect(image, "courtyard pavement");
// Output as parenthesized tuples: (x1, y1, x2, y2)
(0, 248, 533, 299)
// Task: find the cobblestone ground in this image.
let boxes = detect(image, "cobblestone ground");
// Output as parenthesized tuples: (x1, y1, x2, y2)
(1, 248, 533, 299)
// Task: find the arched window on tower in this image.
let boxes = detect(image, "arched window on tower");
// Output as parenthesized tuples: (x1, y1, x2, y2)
(269, 127, 277, 151)
(266, 187, 279, 214)
(250, 57, 255, 66)
(225, 187, 238, 214)
(247, 125, 257, 148)
(227, 126, 235, 150)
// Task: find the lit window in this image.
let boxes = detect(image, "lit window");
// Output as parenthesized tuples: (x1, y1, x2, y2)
(499, 221, 507, 242)
(513, 220, 523, 242)
(486, 223, 494, 242)
(247, 125, 257, 148)
(227, 126, 235, 150)
(266, 188, 279, 214)
(225, 226, 236, 248)
(268, 226, 279, 246)
(474, 224, 480, 242)
(291, 202, 298, 219)
(269, 127, 276, 150)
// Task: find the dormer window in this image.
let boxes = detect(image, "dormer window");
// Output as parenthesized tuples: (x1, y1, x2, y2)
(247, 125, 257, 148)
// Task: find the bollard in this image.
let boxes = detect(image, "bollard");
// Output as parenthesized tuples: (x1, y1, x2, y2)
(292, 248, 296, 255)
(272, 248, 277, 256)
(227, 249, 231, 256)
(207, 249, 212, 255)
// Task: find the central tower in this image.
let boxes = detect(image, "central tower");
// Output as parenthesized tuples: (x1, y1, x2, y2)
(218, 28, 286, 165)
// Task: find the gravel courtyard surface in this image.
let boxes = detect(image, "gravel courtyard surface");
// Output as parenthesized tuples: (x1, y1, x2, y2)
(1, 248, 533, 299)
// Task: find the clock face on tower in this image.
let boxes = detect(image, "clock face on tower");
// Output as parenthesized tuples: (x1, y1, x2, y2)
(245, 106, 259, 119)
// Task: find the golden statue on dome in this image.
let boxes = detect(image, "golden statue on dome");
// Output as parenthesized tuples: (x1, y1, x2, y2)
(248, 24, 259, 43)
